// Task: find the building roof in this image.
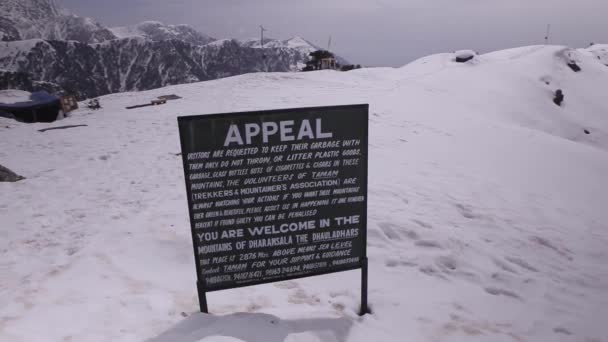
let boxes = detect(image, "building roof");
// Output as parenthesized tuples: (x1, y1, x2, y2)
(0, 90, 60, 110)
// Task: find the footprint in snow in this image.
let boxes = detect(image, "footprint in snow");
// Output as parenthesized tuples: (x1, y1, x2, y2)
(504, 256, 539, 273)
(419, 265, 448, 280)
(412, 219, 433, 229)
(435, 255, 458, 272)
(454, 203, 478, 219)
(415, 240, 442, 249)
(553, 327, 573, 335)
(287, 288, 320, 305)
(484, 287, 522, 300)
(529, 235, 574, 261)
(385, 258, 417, 268)
(492, 258, 519, 274)
(377, 222, 403, 241)
(274, 281, 298, 290)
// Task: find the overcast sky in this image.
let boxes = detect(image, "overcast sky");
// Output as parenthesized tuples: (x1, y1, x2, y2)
(59, 0, 606, 67)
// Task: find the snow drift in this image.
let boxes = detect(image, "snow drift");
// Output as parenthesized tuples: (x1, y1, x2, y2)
(1, 44, 607, 342)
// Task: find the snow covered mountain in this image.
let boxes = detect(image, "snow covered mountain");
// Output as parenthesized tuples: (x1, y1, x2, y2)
(239, 36, 350, 65)
(0, 38, 309, 99)
(1, 44, 607, 342)
(111, 21, 215, 46)
(0, 0, 116, 43)
(239, 36, 318, 52)
(0, 1, 332, 99)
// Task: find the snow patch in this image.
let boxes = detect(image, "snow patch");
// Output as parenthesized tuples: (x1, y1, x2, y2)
(0, 89, 31, 104)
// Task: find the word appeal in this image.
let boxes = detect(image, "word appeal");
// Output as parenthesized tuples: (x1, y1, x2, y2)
(178, 104, 369, 314)
(224, 119, 333, 146)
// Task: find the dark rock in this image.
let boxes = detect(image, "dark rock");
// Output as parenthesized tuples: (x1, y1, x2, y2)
(456, 55, 474, 63)
(553, 89, 564, 106)
(455, 50, 476, 63)
(0, 164, 25, 182)
(567, 62, 581, 72)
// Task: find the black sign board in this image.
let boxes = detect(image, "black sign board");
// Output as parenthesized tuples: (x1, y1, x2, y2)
(178, 104, 369, 314)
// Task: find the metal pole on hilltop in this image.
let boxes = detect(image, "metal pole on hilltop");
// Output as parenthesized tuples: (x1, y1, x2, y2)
(260, 25, 268, 71)
(260, 25, 266, 48)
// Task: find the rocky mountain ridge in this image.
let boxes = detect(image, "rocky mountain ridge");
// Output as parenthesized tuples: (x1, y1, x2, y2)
(0, 0, 338, 99)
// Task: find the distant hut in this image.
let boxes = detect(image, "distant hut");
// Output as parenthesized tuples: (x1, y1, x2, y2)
(320, 56, 337, 70)
(303, 50, 339, 72)
(60, 95, 79, 114)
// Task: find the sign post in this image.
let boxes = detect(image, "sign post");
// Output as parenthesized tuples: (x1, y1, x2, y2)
(178, 104, 369, 315)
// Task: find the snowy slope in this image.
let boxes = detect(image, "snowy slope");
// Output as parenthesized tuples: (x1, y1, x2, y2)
(400, 45, 608, 151)
(585, 44, 608, 65)
(0, 89, 31, 104)
(1, 45, 608, 342)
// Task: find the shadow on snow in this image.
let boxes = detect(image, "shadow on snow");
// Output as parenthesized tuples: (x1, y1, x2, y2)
(146, 312, 354, 342)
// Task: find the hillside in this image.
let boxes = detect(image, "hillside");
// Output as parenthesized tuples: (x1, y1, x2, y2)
(1, 45, 607, 342)
(0, 0, 115, 43)
(0, 38, 309, 99)
(0, 0, 331, 99)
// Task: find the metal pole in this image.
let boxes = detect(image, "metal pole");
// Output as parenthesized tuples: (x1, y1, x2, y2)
(359, 257, 369, 316)
(177, 120, 210, 315)
(260, 25, 267, 71)
(197, 281, 208, 313)
(260, 25, 266, 48)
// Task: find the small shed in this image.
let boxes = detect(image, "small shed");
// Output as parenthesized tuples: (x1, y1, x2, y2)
(0, 90, 62, 123)
(60, 95, 79, 113)
(320, 57, 337, 70)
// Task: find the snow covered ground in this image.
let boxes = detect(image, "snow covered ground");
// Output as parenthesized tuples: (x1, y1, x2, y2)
(0, 90, 32, 104)
(1, 45, 607, 342)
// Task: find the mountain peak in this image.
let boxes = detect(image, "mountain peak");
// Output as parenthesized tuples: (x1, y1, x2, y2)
(0, 0, 60, 21)
(110, 21, 215, 46)
(0, 0, 115, 43)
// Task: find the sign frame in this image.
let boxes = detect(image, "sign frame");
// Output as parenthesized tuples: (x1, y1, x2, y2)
(177, 104, 369, 315)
